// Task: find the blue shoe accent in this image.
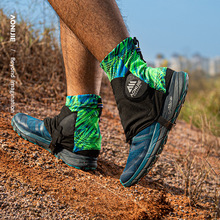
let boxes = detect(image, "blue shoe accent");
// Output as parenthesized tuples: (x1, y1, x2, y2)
(11, 113, 51, 149)
(120, 71, 189, 187)
(120, 122, 160, 184)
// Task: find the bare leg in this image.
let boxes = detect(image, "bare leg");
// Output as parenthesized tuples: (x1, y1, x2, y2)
(60, 19, 102, 96)
(48, 0, 129, 62)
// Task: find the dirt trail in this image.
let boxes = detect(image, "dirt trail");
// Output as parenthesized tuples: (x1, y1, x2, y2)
(0, 111, 172, 219)
(0, 106, 218, 219)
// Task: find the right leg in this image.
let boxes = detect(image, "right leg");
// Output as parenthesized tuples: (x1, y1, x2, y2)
(47, 0, 129, 62)
(46, 0, 172, 94)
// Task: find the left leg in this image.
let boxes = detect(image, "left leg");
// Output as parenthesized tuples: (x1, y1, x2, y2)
(11, 18, 104, 170)
(60, 19, 102, 96)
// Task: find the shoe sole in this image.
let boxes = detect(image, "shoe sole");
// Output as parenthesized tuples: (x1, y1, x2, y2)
(121, 71, 189, 187)
(11, 118, 97, 171)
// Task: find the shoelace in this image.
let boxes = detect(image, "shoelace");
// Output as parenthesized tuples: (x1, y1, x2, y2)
(133, 37, 146, 62)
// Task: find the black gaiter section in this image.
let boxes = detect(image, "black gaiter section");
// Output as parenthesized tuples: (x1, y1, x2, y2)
(111, 68, 173, 142)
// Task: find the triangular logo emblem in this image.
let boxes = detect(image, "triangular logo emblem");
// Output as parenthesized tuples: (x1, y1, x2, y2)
(127, 80, 136, 93)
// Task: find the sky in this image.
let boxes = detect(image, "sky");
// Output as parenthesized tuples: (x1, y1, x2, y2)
(1, 0, 220, 62)
(119, 0, 220, 62)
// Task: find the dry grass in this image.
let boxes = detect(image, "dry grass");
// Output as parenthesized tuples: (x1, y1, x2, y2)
(175, 145, 219, 218)
(175, 148, 207, 204)
(0, 9, 66, 106)
(180, 74, 220, 137)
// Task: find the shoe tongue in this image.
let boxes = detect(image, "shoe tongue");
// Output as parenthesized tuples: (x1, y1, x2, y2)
(125, 72, 148, 99)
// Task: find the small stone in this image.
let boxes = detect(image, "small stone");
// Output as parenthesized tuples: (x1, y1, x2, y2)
(139, 196, 144, 201)
(33, 153, 38, 158)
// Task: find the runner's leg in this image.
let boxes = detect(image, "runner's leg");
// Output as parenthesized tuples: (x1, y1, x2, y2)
(47, 0, 129, 61)
(60, 19, 102, 96)
(11, 17, 104, 170)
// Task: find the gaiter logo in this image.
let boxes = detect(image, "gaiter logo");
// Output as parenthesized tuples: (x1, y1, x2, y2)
(126, 80, 142, 97)
(125, 72, 148, 99)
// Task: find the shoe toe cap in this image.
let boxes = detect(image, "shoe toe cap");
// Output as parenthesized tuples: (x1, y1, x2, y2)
(120, 169, 135, 185)
(13, 113, 28, 127)
(12, 113, 51, 140)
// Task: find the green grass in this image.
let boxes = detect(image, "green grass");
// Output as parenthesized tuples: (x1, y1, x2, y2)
(180, 74, 220, 136)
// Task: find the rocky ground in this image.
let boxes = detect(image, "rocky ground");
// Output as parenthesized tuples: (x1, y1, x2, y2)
(0, 82, 219, 219)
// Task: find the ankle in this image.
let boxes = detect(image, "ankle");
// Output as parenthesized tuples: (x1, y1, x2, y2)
(100, 37, 167, 93)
